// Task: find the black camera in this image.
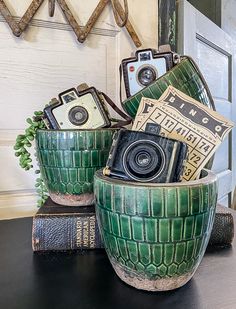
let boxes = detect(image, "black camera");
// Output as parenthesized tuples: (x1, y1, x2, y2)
(43, 85, 110, 129)
(103, 129, 188, 183)
(122, 46, 180, 98)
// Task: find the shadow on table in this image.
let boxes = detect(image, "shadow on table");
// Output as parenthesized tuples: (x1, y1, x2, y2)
(206, 244, 233, 256)
(31, 250, 202, 309)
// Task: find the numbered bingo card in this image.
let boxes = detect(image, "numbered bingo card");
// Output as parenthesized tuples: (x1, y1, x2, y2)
(133, 86, 234, 181)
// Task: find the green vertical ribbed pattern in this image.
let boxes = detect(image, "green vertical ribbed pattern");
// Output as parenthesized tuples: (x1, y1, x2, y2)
(122, 57, 214, 118)
(95, 171, 217, 279)
(36, 129, 115, 195)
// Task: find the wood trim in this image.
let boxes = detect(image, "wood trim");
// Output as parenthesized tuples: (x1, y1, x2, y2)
(195, 7, 232, 52)
(0, 129, 23, 146)
(217, 170, 232, 199)
(0, 189, 37, 220)
(196, 33, 232, 57)
(0, 15, 119, 37)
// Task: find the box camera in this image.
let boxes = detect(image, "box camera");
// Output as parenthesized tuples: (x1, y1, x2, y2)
(43, 86, 111, 129)
(103, 129, 188, 183)
(122, 46, 180, 98)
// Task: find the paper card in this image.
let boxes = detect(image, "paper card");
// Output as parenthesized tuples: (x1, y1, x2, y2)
(132, 86, 234, 181)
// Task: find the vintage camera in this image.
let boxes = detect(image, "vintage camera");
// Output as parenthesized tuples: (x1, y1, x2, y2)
(103, 129, 188, 183)
(122, 46, 180, 98)
(43, 86, 110, 129)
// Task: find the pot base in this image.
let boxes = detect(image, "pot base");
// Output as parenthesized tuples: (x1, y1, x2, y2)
(112, 260, 194, 292)
(49, 191, 94, 206)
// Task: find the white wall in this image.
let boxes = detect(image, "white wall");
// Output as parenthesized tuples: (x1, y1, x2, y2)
(0, 0, 158, 219)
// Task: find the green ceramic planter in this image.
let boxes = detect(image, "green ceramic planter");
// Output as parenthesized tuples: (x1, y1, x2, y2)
(36, 129, 115, 206)
(122, 57, 215, 118)
(95, 169, 218, 291)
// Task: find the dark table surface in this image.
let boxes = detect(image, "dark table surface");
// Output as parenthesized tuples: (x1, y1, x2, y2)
(0, 216, 236, 309)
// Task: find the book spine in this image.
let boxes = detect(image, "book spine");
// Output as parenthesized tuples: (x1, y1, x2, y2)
(32, 214, 103, 251)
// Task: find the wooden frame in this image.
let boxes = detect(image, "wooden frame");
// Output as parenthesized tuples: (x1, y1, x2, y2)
(158, 0, 177, 51)
(177, 0, 236, 208)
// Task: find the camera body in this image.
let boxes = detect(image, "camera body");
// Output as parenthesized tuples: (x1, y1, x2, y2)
(122, 48, 179, 98)
(44, 86, 110, 129)
(103, 129, 188, 183)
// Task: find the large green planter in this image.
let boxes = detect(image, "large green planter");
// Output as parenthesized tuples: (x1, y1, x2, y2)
(36, 129, 115, 206)
(95, 169, 218, 291)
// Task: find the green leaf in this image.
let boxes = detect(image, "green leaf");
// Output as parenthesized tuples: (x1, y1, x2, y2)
(26, 118, 33, 124)
(32, 122, 39, 128)
(17, 134, 25, 140)
(14, 144, 21, 150)
(34, 111, 43, 116)
(16, 137, 23, 143)
(20, 161, 26, 167)
(13, 109, 48, 200)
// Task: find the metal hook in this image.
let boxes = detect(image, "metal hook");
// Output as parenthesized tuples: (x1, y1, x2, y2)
(48, 0, 56, 17)
(111, 0, 128, 28)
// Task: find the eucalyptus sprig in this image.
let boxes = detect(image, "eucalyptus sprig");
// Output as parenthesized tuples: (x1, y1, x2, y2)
(14, 111, 48, 206)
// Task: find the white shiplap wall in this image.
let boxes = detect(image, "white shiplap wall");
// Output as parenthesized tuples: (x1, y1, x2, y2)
(0, 0, 158, 219)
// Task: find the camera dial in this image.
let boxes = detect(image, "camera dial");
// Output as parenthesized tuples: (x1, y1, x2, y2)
(123, 140, 166, 182)
(68, 106, 89, 126)
(137, 65, 157, 87)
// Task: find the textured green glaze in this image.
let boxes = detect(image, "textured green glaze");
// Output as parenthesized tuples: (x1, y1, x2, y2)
(94, 170, 218, 291)
(36, 129, 115, 206)
(122, 57, 215, 118)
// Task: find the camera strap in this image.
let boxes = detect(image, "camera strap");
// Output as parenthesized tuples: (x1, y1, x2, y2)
(101, 92, 132, 128)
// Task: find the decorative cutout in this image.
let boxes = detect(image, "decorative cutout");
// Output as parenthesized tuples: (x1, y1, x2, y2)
(0, 0, 142, 47)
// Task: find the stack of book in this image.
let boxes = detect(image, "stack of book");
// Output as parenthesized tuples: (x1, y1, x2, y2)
(32, 198, 103, 252)
(32, 199, 234, 252)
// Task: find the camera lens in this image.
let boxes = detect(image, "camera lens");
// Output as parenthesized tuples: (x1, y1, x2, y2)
(137, 66, 157, 86)
(136, 152, 151, 167)
(68, 106, 89, 126)
(123, 140, 166, 182)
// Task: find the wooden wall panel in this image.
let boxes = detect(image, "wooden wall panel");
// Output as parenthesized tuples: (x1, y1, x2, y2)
(0, 0, 158, 219)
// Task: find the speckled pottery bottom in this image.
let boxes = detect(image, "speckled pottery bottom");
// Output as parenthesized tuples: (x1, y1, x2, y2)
(111, 259, 195, 291)
(95, 169, 218, 291)
(49, 191, 94, 206)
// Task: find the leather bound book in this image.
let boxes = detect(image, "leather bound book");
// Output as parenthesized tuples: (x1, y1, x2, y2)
(32, 198, 103, 252)
(208, 204, 234, 248)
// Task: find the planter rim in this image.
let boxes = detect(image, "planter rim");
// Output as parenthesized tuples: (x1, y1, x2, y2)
(36, 128, 117, 133)
(95, 169, 217, 188)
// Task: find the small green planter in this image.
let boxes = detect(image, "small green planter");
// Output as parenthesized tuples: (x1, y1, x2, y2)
(95, 169, 218, 291)
(36, 129, 115, 206)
